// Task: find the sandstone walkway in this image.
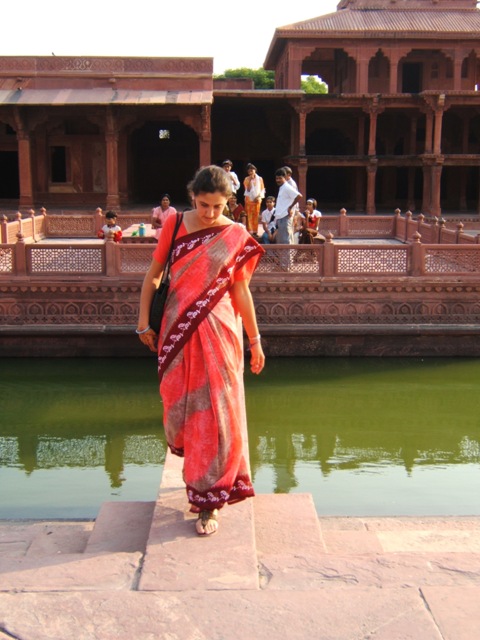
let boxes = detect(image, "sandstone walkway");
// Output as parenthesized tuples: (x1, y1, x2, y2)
(1, 452, 479, 639)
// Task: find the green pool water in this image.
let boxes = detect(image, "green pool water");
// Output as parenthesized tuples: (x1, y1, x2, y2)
(1, 356, 479, 519)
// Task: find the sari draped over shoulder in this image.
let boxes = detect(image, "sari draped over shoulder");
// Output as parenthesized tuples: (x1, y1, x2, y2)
(158, 223, 264, 511)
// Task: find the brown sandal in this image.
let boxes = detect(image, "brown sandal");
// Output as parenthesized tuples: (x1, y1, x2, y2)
(196, 509, 219, 536)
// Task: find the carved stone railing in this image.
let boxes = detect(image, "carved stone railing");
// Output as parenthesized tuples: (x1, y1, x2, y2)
(3, 235, 480, 279)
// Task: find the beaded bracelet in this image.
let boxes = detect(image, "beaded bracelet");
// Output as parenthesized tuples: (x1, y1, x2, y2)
(135, 325, 151, 335)
(249, 334, 261, 345)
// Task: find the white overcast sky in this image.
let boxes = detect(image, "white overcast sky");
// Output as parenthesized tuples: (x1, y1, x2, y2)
(1, 0, 339, 74)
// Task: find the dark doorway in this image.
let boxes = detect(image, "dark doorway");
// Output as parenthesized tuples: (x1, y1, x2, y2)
(402, 63, 422, 93)
(0, 151, 19, 198)
(130, 121, 199, 204)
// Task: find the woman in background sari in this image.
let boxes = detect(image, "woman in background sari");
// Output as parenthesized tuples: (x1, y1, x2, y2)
(243, 163, 265, 236)
(137, 166, 265, 536)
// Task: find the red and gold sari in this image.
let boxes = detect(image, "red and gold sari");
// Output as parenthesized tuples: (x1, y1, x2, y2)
(153, 217, 264, 511)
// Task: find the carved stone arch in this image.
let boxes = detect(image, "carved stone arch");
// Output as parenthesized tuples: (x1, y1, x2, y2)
(434, 303, 448, 315)
(368, 49, 390, 94)
(381, 303, 395, 315)
(271, 303, 287, 317)
(289, 303, 304, 317)
(65, 303, 80, 316)
(127, 112, 200, 203)
(307, 303, 322, 316)
(399, 303, 413, 315)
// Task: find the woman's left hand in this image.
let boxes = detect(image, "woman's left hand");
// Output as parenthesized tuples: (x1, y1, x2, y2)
(250, 342, 265, 374)
(137, 328, 158, 353)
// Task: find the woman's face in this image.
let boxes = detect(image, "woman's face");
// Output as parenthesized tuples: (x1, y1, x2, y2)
(161, 196, 170, 209)
(306, 202, 314, 212)
(228, 195, 237, 207)
(195, 191, 228, 226)
(248, 167, 256, 177)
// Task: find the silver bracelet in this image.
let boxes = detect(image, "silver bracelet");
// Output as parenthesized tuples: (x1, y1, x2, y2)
(135, 325, 151, 335)
(249, 334, 261, 345)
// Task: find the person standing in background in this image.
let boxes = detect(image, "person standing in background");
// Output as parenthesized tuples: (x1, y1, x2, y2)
(243, 163, 265, 236)
(222, 159, 240, 194)
(151, 194, 177, 240)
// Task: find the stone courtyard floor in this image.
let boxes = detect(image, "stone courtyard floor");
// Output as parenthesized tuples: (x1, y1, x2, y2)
(0, 452, 479, 639)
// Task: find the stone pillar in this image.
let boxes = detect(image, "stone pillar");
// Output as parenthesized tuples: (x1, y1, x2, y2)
(298, 107, 307, 156)
(199, 105, 212, 167)
(357, 56, 370, 93)
(105, 109, 120, 210)
(17, 130, 34, 208)
(424, 110, 433, 154)
(366, 160, 377, 214)
(368, 108, 378, 157)
(431, 162, 443, 217)
(433, 97, 445, 155)
(453, 54, 463, 91)
(422, 163, 432, 214)
(389, 53, 400, 94)
(297, 157, 307, 205)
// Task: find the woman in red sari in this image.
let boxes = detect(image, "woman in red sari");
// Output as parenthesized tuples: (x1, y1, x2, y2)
(137, 166, 265, 536)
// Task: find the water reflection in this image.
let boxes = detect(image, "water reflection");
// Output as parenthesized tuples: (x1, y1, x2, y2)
(1, 357, 480, 518)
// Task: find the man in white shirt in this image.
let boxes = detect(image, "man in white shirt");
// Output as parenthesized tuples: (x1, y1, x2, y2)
(274, 168, 302, 244)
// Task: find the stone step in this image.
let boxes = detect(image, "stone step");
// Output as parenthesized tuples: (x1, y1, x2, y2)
(253, 492, 328, 590)
(139, 450, 259, 591)
(26, 521, 94, 558)
(85, 501, 155, 554)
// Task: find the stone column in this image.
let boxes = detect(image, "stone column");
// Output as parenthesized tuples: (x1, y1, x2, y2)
(199, 105, 211, 167)
(298, 106, 307, 156)
(367, 108, 378, 157)
(297, 157, 307, 205)
(357, 56, 370, 93)
(422, 163, 432, 214)
(424, 110, 434, 154)
(17, 130, 34, 207)
(105, 109, 120, 210)
(366, 160, 377, 214)
(389, 53, 400, 94)
(433, 97, 445, 155)
(431, 162, 443, 217)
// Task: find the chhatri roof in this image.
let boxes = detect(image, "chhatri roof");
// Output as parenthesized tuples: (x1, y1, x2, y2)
(264, 0, 480, 68)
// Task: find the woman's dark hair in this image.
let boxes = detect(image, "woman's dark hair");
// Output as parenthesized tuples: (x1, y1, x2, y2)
(307, 198, 317, 209)
(188, 165, 232, 198)
(246, 163, 257, 172)
(161, 193, 171, 201)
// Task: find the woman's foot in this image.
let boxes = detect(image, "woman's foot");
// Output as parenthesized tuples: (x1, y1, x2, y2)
(196, 509, 219, 536)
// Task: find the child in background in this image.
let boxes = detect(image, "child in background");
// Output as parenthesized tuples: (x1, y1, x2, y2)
(98, 211, 122, 242)
(260, 196, 277, 244)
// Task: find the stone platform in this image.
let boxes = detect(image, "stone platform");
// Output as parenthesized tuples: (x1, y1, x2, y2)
(0, 452, 479, 639)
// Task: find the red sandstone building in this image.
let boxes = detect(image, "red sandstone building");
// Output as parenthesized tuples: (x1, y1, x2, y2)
(1, 0, 480, 215)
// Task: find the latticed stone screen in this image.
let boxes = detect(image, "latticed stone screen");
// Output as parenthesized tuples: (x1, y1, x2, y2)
(29, 247, 103, 273)
(256, 247, 321, 273)
(119, 247, 152, 273)
(46, 216, 96, 237)
(425, 248, 480, 273)
(0, 247, 14, 273)
(337, 248, 408, 274)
